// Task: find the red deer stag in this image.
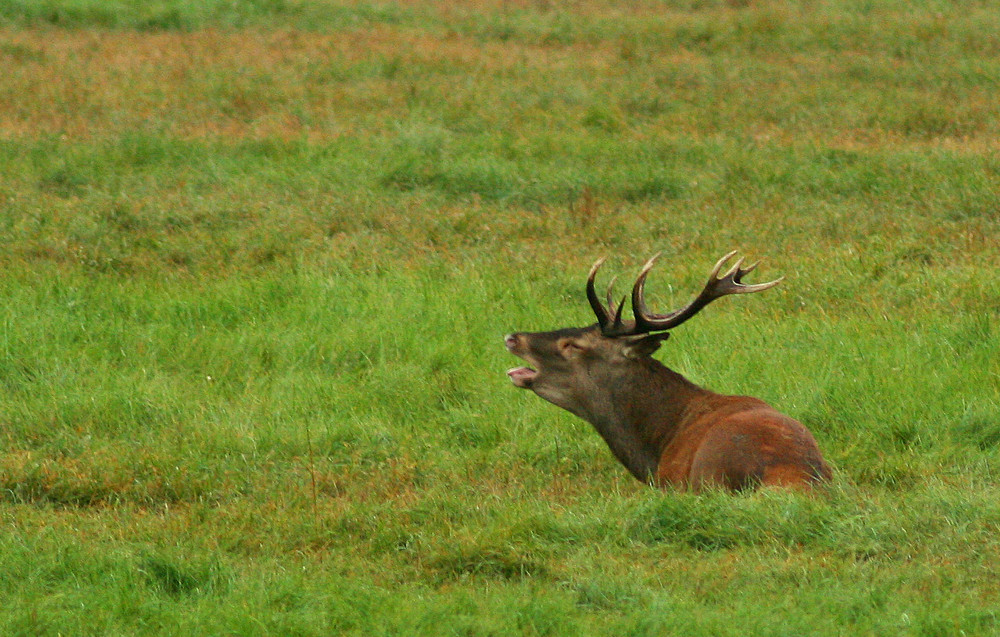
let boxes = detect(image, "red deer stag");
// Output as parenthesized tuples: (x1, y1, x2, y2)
(505, 251, 830, 491)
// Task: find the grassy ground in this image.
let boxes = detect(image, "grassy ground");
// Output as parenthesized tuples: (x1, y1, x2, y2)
(2, 0, 1000, 634)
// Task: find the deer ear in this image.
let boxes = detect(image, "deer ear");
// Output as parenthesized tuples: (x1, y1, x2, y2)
(622, 332, 670, 359)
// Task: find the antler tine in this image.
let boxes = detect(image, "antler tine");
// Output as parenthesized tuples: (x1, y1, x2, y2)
(721, 255, 746, 281)
(738, 259, 760, 279)
(706, 250, 739, 279)
(732, 275, 784, 293)
(605, 275, 620, 315)
(630, 252, 669, 332)
(586, 257, 614, 330)
(611, 295, 627, 330)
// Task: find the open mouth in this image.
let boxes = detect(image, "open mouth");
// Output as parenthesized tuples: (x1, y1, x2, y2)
(507, 366, 537, 388)
(505, 334, 537, 388)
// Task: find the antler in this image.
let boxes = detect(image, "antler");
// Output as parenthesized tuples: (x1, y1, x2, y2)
(587, 250, 783, 337)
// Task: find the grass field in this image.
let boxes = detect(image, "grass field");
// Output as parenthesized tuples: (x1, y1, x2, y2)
(2, 0, 1000, 634)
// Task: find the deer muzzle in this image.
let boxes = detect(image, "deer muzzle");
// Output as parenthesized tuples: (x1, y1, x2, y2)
(504, 333, 537, 388)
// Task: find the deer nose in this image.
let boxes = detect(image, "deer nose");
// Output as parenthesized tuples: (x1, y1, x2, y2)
(504, 334, 519, 351)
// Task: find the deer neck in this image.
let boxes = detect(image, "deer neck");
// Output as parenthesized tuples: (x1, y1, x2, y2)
(582, 358, 706, 483)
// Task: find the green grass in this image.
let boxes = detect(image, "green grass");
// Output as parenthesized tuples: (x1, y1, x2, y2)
(3, 0, 1000, 634)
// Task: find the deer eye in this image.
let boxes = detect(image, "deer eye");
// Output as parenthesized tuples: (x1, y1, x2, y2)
(558, 339, 586, 358)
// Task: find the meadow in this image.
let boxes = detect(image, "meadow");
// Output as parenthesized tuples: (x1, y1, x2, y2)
(2, 0, 1000, 634)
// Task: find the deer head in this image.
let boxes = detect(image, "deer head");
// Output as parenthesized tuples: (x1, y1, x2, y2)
(506, 250, 782, 411)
